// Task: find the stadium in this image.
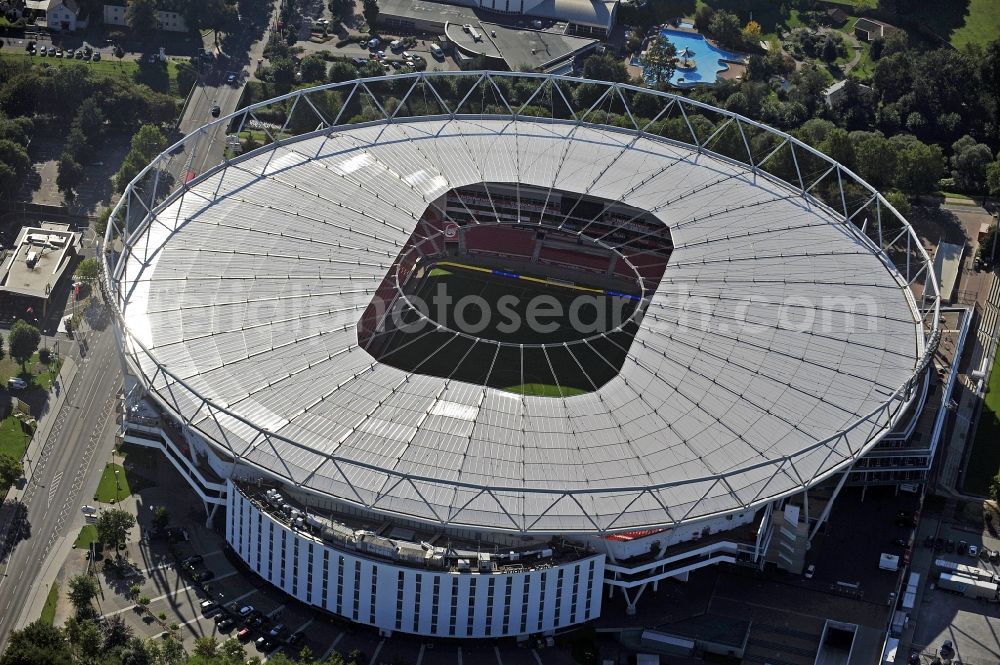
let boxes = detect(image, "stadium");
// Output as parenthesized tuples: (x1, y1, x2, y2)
(105, 72, 939, 639)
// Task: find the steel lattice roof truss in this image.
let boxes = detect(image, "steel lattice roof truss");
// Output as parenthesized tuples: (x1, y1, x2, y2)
(104, 72, 940, 535)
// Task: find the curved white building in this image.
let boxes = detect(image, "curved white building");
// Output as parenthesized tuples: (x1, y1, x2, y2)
(107, 73, 939, 637)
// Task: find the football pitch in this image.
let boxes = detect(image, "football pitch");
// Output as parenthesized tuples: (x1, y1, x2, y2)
(371, 263, 641, 395)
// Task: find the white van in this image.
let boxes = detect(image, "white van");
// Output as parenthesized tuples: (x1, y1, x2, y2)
(429, 43, 444, 58)
(390, 39, 402, 51)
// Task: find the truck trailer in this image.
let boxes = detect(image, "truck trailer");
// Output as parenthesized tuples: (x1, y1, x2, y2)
(938, 572, 998, 599)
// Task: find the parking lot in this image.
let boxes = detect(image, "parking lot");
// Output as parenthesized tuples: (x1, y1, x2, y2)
(908, 515, 1000, 665)
(91, 448, 597, 665)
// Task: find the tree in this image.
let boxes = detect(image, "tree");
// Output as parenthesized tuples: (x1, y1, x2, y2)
(8, 319, 41, 369)
(269, 57, 296, 86)
(130, 124, 167, 162)
(990, 471, 1000, 502)
(328, 61, 358, 83)
(707, 10, 742, 50)
(193, 636, 219, 658)
(220, 637, 247, 663)
(988, 153, 1000, 196)
(152, 505, 170, 530)
(114, 124, 166, 192)
(693, 4, 715, 32)
(75, 258, 100, 285)
(640, 36, 677, 89)
(890, 134, 944, 195)
(0, 621, 72, 665)
(186, 0, 237, 46)
(821, 37, 838, 63)
(0, 139, 31, 197)
(72, 98, 106, 140)
(96, 508, 136, 551)
(299, 55, 328, 83)
(819, 128, 856, 171)
(884, 190, 911, 219)
(56, 154, 84, 199)
(125, 0, 159, 38)
(950, 135, 993, 192)
(67, 575, 99, 615)
(362, 0, 378, 28)
(582, 53, 629, 83)
(0, 453, 22, 490)
(741, 20, 762, 48)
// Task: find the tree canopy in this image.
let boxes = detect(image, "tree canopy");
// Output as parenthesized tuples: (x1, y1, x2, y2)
(96, 508, 137, 550)
(8, 320, 41, 368)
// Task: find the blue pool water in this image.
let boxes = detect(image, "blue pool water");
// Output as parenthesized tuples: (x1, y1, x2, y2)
(633, 28, 744, 87)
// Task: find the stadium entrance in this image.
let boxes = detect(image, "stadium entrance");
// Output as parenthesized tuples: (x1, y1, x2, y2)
(357, 184, 673, 396)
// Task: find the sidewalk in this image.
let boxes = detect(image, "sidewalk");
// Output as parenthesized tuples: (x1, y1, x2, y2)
(0, 356, 79, 532)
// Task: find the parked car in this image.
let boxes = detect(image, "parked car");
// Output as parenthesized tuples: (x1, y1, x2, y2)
(255, 637, 277, 652)
(184, 555, 204, 565)
(429, 43, 443, 58)
(946, 539, 955, 553)
(239, 606, 255, 616)
(200, 600, 217, 612)
(969, 544, 979, 557)
(218, 618, 235, 631)
(804, 564, 815, 579)
(237, 628, 252, 641)
(268, 624, 285, 639)
(991, 549, 1000, 564)
(92, 52, 101, 61)
(286, 632, 304, 647)
(8, 377, 27, 390)
(958, 540, 968, 555)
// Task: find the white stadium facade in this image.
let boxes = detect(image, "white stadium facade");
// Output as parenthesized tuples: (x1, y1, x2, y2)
(104, 73, 940, 639)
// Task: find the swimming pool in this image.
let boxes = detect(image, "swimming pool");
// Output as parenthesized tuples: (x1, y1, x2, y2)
(633, 28, 744, 87)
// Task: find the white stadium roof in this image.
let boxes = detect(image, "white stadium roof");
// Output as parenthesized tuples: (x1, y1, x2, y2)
(110, 74, 934, 535)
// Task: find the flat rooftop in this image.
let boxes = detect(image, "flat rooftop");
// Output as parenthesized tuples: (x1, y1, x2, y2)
(0, 223, 79, 300)
(446, 21, 598, 70)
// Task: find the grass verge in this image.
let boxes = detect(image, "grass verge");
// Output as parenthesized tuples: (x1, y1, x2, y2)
(0, 415, 31, 460)
(94, 463, 131, 503)
(963, 349, 1000, 496)
(40, 584, 59, 625)
(74, 524, 99, 549)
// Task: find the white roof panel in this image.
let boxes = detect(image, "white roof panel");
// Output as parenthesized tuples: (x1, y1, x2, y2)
(117, 116, 924, 534)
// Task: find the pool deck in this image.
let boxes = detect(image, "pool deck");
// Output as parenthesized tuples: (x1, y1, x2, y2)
(628, 20, 748, 87)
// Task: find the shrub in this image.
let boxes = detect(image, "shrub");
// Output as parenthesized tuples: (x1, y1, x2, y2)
(39, 348, 51, 363)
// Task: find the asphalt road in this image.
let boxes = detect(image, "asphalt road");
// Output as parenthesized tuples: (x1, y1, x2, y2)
(0, 319, 122, 651)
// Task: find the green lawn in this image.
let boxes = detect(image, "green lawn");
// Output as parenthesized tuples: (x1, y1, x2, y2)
(963, 349, 1000, 496)
(504, 384, 587, 397)
(40, 584, 59, 626)
(0, 51, 192, 98)
(94, 463, 131, 503)
(74, 524, 99, 549)
(0, 415, 31, 461)
(0, 351, 65, 391)
(885, 0, 1000, 48)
